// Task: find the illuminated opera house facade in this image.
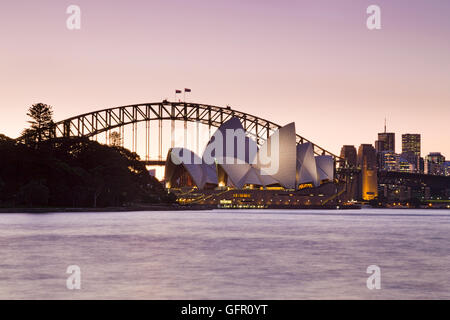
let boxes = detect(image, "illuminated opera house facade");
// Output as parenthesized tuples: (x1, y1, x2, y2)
(164, 117, 341, 208)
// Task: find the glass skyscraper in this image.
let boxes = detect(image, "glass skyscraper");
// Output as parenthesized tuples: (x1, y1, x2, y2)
(377, 132, 395, 152)
(402, 134, 421, 156)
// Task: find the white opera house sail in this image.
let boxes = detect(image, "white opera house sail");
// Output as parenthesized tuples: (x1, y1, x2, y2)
(164, 117, 334, 190)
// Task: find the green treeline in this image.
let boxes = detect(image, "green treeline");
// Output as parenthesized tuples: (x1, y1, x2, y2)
(0, 103, 175, 208)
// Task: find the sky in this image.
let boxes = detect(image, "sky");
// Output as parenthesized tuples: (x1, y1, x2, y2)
(1, 0, 449, 159)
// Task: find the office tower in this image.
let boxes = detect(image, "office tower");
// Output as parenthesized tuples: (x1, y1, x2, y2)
(380, 151, 399, 171)
(375, 140, 385, 153)
(444, 162, 450, 176)
(340, 145, 357, 167)
(419, 157, 425, 173)
(401, 151, 419, 173)
(377, 119, 395, 152)
(340, 145, 358, 201)
(357, 144, 378, 200)
(425, 152, 445, 175)
(401, 134, 421, 172)
(402, 134, 421, 156)
(375, 140, 385, 169)
(399, 157, 414, 173)
(377, 132, 395, 152)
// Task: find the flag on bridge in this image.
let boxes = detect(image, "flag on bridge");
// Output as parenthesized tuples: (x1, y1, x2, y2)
(184, 88, 191, 93)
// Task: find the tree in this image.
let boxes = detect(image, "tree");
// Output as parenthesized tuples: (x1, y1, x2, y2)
(109, 131, 122, 147)
(0, 134, 13, 143)
(25, 103, 54, 143)
(89, 166, 106, 208)
(1, 133, 170, 208)
(18, 180, 49, 207)
(0, 176, 4, 193)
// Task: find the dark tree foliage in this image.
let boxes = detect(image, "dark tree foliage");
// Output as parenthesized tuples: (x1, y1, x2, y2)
(23, 103, 55, 144)
(0, 135, 175, 207)
(109, 131, 122, 147)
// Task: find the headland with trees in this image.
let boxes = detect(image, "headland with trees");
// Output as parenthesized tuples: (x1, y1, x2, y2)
(0, 103, 176, 211)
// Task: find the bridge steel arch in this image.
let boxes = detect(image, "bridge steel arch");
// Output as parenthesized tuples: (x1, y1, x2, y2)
(50, 101, 345, 166)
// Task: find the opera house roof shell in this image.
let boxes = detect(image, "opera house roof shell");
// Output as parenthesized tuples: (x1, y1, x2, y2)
(165, 117, 334, 190)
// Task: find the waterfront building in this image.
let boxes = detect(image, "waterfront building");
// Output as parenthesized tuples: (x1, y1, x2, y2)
(340, 145, 357, 167)
(165, 117, 334, 191)
(399, 157, 414, 173)
(357, 144, 378, 200)
(425, 152, 446, 175)
(400, 151, 419, 173)
(380, 151, 400, 171)
(443, 161, 450, 177)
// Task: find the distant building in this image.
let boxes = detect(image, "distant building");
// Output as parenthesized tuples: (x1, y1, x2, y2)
(340, 145, 357, 167)
(419, 157, 425, 174)
(444, 162, 450, 176)
(401, 134, 421, 172)
(380, 151, 399, 171)
(425, 152, 445, 175)
(402, 134, 421, 156)
(378, 151, 419, 173)
(399, 157, 414, 173)
(377, 132, 395, 152)
(375, 140, 385, 153)
(400, 151, 420, 173)
(357, 144, 378, 200)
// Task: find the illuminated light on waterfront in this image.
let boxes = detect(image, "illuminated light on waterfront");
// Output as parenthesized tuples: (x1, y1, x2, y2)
(298, 183, 314, 190)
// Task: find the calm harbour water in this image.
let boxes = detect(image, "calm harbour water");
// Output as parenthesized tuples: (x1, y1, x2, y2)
(0, 209, 449, 299)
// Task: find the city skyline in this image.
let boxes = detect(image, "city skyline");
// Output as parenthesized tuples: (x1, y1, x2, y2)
(1, 0, 450, 158)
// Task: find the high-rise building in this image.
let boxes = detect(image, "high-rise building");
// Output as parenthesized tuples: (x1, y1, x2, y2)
(444, 162, 450, 176)
(402, 134, 421, 156)
(377, 132, 395, 152)
(375, 140, 385, 153)
(425, 152, 445, 175)
(340, 145, 357, 167)
(399, 157, 414, 173)
(380, 151, 399, 171)
(419, 157, 425, 173)
(400, 151, 420, 173)
(377, 119, 395, 152)
(357, 144, 378, 201)
(401, 134, 421, 173)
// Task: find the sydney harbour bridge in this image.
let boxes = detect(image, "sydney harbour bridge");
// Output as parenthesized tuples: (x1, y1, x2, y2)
(50, 101, 346, 168)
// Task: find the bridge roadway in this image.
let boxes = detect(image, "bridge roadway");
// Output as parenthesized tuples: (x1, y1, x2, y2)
(141, 164, 450, 190)
(379, 170, 450, 188)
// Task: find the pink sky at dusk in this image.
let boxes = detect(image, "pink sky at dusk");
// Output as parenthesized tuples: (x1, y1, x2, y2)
(1, 0, 449, 159)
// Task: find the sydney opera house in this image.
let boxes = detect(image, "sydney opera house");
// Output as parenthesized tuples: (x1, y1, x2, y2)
(164, 117, 342, 207)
